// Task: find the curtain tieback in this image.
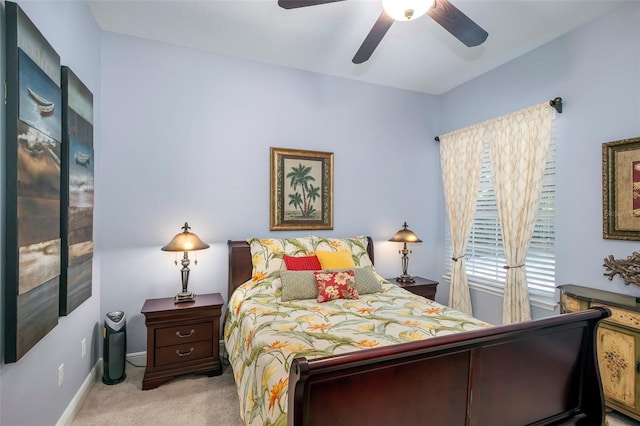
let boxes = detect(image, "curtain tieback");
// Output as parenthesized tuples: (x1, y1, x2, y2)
(452, 255, 466, 262)
(503, 264, 525, 269)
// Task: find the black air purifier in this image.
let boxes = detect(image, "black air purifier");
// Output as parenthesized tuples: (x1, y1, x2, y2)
(103, 311, 126, 385)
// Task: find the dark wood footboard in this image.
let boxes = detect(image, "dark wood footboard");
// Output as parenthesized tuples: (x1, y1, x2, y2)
(288, 307, 610, 426)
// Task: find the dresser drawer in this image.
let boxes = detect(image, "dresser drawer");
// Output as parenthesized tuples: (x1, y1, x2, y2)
(155, 322, 212, 347)
(155, 340, 213, 367)
(561, 294, 582, 312)
(591, 303, 640, 331)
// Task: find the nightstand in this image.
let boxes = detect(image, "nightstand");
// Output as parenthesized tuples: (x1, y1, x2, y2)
(390, 276, 439, 300)
(141, 292, 224, 390)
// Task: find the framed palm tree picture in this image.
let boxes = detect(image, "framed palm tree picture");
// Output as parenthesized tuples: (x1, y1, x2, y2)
(270, 147, 333, 230)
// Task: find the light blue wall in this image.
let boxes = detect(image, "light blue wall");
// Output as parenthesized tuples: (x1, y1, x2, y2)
(436, 2, 640, 325)
(0, 1, 102, 425)
(97, 32, 441, 354)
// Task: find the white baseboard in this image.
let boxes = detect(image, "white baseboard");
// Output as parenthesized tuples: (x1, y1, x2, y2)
(55, 363, 98, 426)
(55, 353, 143, 426)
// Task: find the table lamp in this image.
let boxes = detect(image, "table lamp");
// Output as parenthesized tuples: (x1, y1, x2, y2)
(161, 222, 209, 303)
(389, 222, 422, 283)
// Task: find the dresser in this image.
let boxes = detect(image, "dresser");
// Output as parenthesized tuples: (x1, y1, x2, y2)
(558, 284, 640, 421)
(141, 293, 224, 390)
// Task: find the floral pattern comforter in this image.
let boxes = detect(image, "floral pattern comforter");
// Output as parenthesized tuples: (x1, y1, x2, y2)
(223, 277, 491, 426)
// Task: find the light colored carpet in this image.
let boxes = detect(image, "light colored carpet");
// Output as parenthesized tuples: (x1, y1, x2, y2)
(72, 362, 244, 426)
(72, 361, 640, 426)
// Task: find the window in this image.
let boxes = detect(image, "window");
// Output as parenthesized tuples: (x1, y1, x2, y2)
(444, 134, 556, 309)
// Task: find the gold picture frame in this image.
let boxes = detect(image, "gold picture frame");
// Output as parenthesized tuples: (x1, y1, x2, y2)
(603, 136, 640, 240)
(270, 147, 333, 231)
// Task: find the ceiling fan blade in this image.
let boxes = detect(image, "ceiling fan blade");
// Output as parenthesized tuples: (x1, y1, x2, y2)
(427, 0, 488, 47)
(278, 0, 345, 9)
(352, 11, 394, 64)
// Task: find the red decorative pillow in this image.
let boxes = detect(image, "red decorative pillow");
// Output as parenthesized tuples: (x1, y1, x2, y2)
(314, 270, 359, 303)
(283, 255, 322, 271)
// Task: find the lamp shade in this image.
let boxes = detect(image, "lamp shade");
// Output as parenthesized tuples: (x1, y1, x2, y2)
(161, 222, 209, 252)
(389, 222, 422, 243)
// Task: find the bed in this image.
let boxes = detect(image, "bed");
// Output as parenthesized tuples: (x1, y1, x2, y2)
(224, 236, 610, 426)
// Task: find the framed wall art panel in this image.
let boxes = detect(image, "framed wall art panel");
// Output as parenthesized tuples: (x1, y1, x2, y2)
(5, 1, 62, 362)
(270, 147, 333, 231)
(603, 136, 640, 241)
(60, 66, 94, 315)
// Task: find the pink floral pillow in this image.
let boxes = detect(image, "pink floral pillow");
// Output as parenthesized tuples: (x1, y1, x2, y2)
(314, 270, 359, 303)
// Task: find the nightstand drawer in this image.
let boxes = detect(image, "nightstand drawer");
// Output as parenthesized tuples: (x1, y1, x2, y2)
(389, 276, 439, 301)
(155, 322, 212, 347)
(406, 285, 436, 300)
(155, 340, 213, 367)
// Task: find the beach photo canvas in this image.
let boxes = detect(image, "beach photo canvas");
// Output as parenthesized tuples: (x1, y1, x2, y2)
(4, 1, 62, 362)
(60, 66, 94, 315)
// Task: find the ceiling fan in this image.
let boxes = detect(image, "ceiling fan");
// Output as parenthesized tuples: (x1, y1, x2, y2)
(278, 0, 488, 64)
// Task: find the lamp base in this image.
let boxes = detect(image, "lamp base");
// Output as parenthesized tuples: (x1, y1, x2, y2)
(395, 276, 415, 284)
(174, 292, 196, 304)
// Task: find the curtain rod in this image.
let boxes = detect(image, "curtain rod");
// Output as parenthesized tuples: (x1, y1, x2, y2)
(434, 97, 563, 142)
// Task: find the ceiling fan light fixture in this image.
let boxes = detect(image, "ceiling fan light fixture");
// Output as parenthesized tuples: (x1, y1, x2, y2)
(382, 0, 433, 21)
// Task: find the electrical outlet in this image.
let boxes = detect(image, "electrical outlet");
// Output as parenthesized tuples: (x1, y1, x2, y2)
(58, 364, 64, 386)
(81, 338, 86, 358)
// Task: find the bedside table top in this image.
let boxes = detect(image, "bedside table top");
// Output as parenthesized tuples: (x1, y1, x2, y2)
(141, 292, 224, 314)
(387, 276, 438, 288)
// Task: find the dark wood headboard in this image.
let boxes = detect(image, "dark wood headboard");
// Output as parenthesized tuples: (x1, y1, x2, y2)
(227, 237, 375, 301)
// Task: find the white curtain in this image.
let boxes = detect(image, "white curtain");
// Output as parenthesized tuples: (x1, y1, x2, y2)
(487, 103, 553, 324)
(439, 126, 484, 315)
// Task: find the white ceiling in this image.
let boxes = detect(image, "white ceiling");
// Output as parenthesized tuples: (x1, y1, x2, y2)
(87, 0, 627, 95)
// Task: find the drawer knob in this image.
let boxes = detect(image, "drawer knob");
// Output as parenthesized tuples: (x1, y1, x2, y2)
(176, 347, 194, 357)
(176, 329, 195, 338)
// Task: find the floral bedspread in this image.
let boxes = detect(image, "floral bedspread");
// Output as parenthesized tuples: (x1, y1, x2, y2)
(223, 277, 491, 426)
